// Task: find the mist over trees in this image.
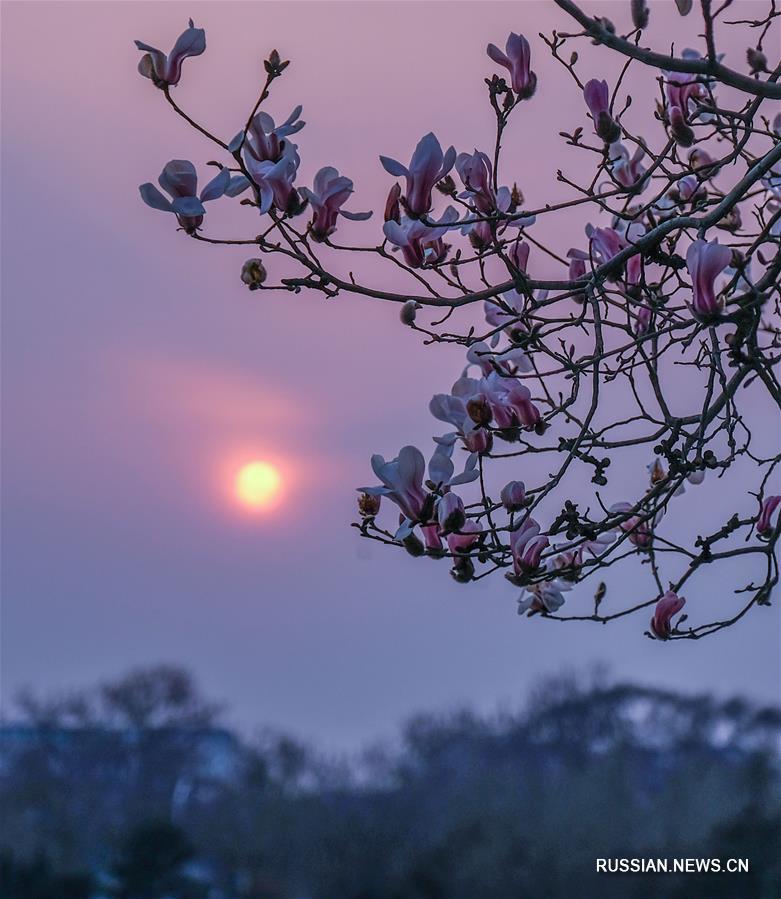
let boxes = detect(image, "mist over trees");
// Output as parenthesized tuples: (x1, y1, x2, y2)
(1, 666, 779, 898)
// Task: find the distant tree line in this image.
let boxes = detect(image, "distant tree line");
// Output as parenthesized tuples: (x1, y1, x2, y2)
(1, 666, 779, 898)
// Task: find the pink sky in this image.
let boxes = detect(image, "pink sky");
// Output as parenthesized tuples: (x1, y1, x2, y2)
(2, 1, 778, 748)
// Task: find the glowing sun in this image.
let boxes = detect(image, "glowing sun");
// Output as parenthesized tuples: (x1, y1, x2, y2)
(234, 460, 283, 510)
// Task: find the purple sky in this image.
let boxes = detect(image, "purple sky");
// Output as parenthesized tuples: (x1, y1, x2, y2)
(2, 1, 779, 749)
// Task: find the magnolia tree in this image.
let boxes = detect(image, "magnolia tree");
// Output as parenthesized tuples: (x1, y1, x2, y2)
(136, 1, 781, 641)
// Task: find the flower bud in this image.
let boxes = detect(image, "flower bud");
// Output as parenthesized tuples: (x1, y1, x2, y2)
(241, 258, 267, 288)
(384, 183, 401, 223)
(402, 532, 425, 557)
(450, 557, 475, 583)
(688, 148, 715, 173)
(500, 480, 526, 512)
(358, 492, 381, 517)
(400, 300, 421, 326)
(670, 108, 694, 147)
(631, 0, 649, 29)
(437, 492, 466, 535)
(464, 428, 492, 454)
(747, 47, 768, 74)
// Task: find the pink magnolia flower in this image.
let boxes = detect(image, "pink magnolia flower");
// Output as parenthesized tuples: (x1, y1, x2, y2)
(464, 427, 492, 454)
(420, 524, 444, 553)
(689, 148, 716, 173)
(231, 107, 305, 163)
(685, 238, 732, 317)
(505, 384, 541, 428)
(510, 517, 549, 573)
(487, 33, 537, 99)
(383, 207, 458, 268)
(609, 141, 647, 189)
(509, 237, 530, 273)
(610, 502, 659, 549)
(380, 133, 456, 217)
(583, 79, 619, 142)
(465, 342, 532, 377)
(665, 69, 706, 119)
(500, 480, 526, 512)
(437, 492, 466, 535)
(567, 248, 588, 284)
(244, 144, 302, 216)
(135, 19, 205, 86)
(447, 520, 482, 554)
(299, 167, 372, 242)
(517, 580, 569, 614)
(552, 532, 615, 576)
(587, 225, 625, 265)
(139, 160, 230, 232)
(676, 175, 704, 203)
(454, 159, 535, 251)
(362, 446, 429, 521)
(757, 495, 781, 536)
(484, 288, 526, 337)
(455, 150, 498, 214)
(665, 66, 708, 144)
(650, 591, 686, 639)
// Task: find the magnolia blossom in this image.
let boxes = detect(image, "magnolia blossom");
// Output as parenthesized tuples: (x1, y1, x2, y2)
(581, 222, 645, 286)
(455, 153, 534, 250)
(650, 591, 686, 639)
(609, 141, 647, 190)
(230, 107, 305, 163)
(583, 79, 619, 142)
(362, 446, 429, 522)
(483, 279, 546, 347)
(362, 441, 478, 550)
(757, 495, 781, 536)
(551, 533, 615, 577)
(509, 517, 549, 574)
(665, 68, 707, 119)
(664, 62, 710, 145)
(500, 480, 526, 512)
(456, 150, 501, 214)
(447, 520, 482, 554)
(240, 142, 302, 215)
(380, 133, 456, 217)
(135, 19, 205, 86)
(685, 238, 732, 317)
(517, 581, 569, 614)
(430, 344, 541, 441)
(221, 109, 309, 215)
(487, 33, 537, 99)
(437, 492, 466, 535)
(383, 207, 458, 268)
(484, 287, 527, 342)
(299, 167, 372, 242)
(587, 224, 624, 266)
(609, 502, 660, 549)
(139, 160, 229, 232)
(567, 248, 588, 285)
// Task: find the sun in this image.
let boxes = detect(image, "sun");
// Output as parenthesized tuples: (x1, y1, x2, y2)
(234, 460, 283, 510)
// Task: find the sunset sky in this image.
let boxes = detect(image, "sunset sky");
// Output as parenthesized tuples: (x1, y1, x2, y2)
(2, 1, 779, 749)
